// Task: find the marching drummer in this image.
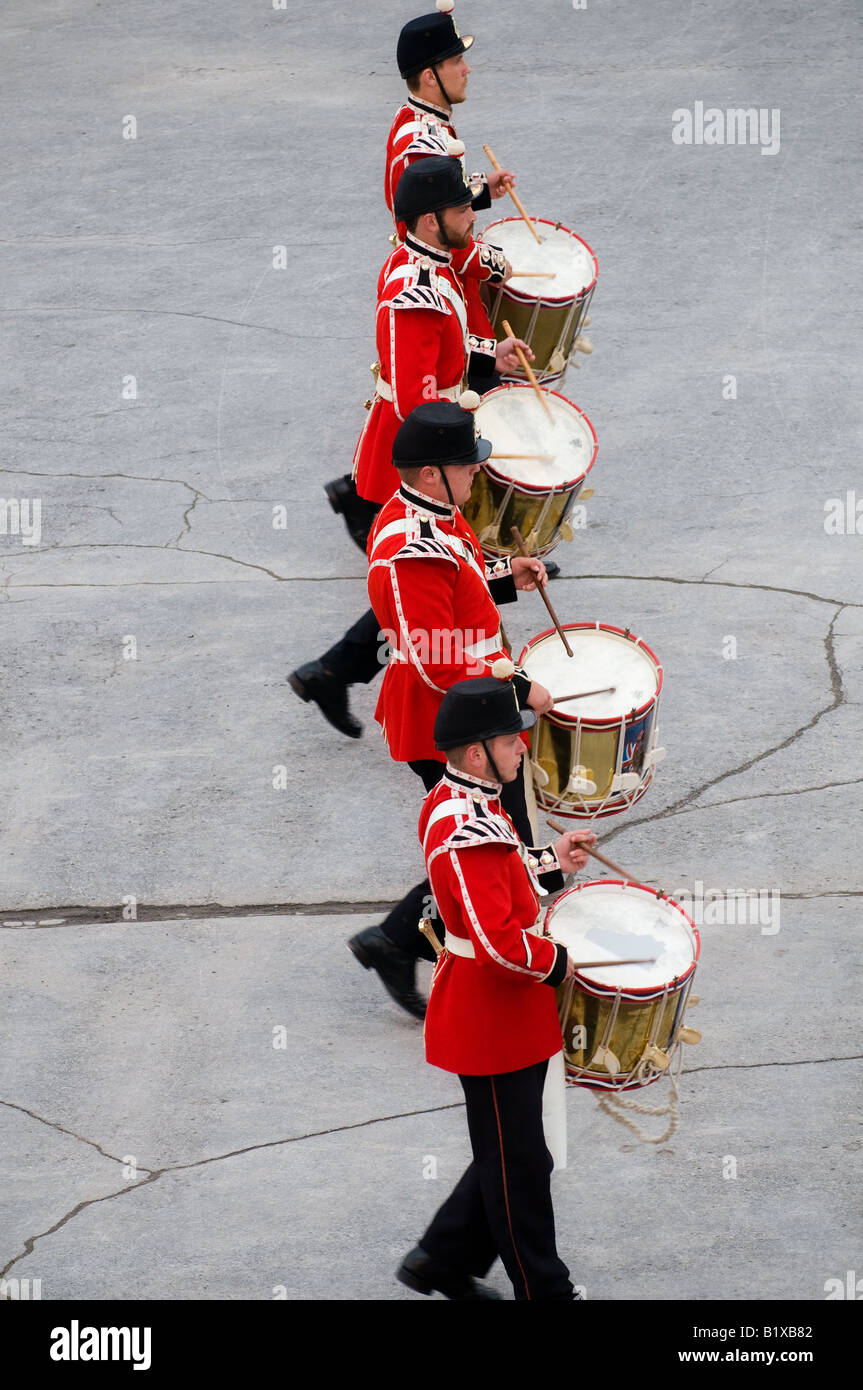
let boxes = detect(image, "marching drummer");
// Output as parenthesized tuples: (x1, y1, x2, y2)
(288, 157, 532, 739)
(347, 400, 593, 1018)
(395, 676, 592, 1301)
(386, 4, 516, 387)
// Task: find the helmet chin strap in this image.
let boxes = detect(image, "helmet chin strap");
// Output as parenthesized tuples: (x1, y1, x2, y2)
(431, 62, 452, 111)
(438, 464, 456, 508)
(480, 739, 503, 786)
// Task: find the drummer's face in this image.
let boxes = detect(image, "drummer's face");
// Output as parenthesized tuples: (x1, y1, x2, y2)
(485, 732, 526, 783)
(442, 461, 480, 506)
(440, 201, 476, 250)
(438, 53, 471, 104)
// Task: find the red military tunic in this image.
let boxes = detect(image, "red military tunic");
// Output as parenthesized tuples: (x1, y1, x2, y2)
(420, 766, 568, 1075)
(384, 95, 506, 344)
(367, 482, 524, 763)
(352, 234, 497, 506)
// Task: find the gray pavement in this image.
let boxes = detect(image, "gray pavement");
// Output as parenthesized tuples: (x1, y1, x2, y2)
(1, 0, 861, 1302)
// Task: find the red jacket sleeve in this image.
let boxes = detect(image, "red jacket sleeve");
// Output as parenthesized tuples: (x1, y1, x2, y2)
(378, 304, 450, 422)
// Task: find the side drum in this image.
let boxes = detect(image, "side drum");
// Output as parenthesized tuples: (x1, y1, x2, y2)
(545, 881, 701, 1091)
(482, 217, 598, 383)
(462, 384, 597, 559)
(518, 623, 666, 820)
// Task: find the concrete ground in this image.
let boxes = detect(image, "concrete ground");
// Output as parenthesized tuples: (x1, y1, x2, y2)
(1, 0, 860, 1303)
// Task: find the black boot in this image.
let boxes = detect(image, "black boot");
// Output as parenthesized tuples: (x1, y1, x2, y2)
(545, 559, 561, 580)
(324, 474, 380, 553)
(347, 925, 426, 1020)
(288, 661, 362, 738)
(396, 1247, 502, 1300)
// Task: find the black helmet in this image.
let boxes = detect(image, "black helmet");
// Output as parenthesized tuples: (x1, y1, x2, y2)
(394, 154, 473, 222)
(392, 401, 492, 470)
(397, 7, 475, 80)
(434, 677, 535, 751)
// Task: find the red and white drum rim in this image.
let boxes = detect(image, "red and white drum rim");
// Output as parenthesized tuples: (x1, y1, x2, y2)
(482, 217, 599, 304)
(517, 622, 664, 727)
(544, 879, 700, 1000)
(478, 383, 598, 495)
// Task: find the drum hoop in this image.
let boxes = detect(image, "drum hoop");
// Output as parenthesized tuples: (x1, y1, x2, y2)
(482, 216, 599, 303)
(518, 622, 664, 726)
(477, 383, 598, 493)
(545, 879, 700, 997)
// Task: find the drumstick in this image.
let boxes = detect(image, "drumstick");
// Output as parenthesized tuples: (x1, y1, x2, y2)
(552, 686, 615, 704)
(509, 272, 557, 279)
(483, 145, 542, 245)
(546, 816, 639, 882)
(501, 317, 553, 422)
(511, 525, 573, 657)
(568, 958, 656, 969)
(490, 452, 556, 462)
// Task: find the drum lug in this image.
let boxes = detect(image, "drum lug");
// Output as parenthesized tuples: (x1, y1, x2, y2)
(678, 1026, 702, 1046)
(611, 772, 641, 794)
(567, 768, 597, 796)
(643, 1044, 670, 1071)
(547, 348, 568, 375)
(529, 759, 550, 789)
(591, 1045, 620, 1076)
(645, 746, 667, 770)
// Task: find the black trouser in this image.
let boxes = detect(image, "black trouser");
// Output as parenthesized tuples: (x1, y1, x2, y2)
(379, 759, 533, 963)
(419, 1059, 574, 1301)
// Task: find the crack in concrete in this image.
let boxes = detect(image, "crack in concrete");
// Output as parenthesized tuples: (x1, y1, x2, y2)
(602, 604, 848, 844)
(569, 572, 863, 611)
(5, 888, 863, 927)
(0, 1099, 153, 1171)
(1, 901, 393, 926)
(4, 1049, 859, 1278)
(650, 776, 863, 819)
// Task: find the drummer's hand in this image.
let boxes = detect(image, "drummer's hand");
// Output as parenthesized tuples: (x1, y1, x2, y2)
(526, 680, 554, 716)
(512, 555, 547, 591)
(564, 954, 580, 980)
(495, 336, 534, 373)
(503, 258, 514, 282)
(555, 830, 597, 875)
(488, 169, 515, 199)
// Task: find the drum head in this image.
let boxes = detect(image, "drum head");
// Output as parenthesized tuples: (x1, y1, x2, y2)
(520, 625, 661, 721)
(484, 219, 598, 299)
(547, 882, 698, 992)
(477, 385, 597, 490)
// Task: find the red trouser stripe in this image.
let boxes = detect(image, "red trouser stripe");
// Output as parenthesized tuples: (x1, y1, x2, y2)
(490, 1076, 531, 1301)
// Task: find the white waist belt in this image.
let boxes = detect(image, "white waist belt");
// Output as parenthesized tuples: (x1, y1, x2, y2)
(445, 924, 545, 959)
(376, 378, 461, 404)
(444, 933, 475, 958)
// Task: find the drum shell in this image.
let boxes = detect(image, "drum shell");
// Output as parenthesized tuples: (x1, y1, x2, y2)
(483, 218, 598, 384)
(547, 882, 700, 1091)
(519, 623, 663, 821)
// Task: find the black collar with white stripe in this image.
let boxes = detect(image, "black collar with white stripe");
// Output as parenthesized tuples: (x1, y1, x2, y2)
(403, 231, 451, 266)
(444, 766, 502, 797)
(408, 95, 453, 124)
(399, 483, 455, 519)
